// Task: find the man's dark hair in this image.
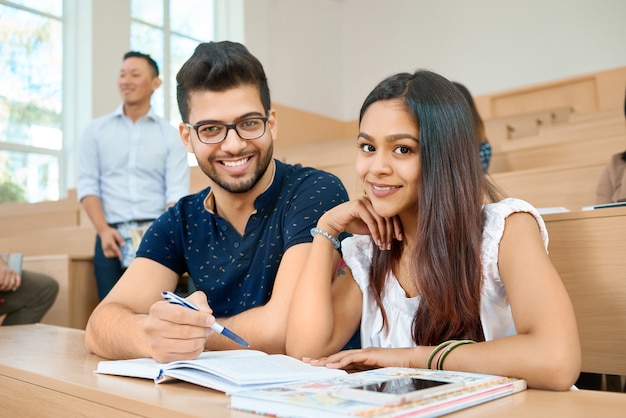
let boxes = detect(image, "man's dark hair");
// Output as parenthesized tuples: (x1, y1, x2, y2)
(176, 41, 271, 122)
(123, 51, 159, 78)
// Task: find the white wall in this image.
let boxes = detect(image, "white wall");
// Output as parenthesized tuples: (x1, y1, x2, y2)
(248, 0, 626, 121)
(243, 0, 346, 120)
(66, 0, 626, 189)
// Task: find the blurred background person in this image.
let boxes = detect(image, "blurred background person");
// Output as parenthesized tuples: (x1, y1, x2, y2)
(453, 82, 492, 172)
(595, 87, 626, 204)
(77, 51, 190, 300)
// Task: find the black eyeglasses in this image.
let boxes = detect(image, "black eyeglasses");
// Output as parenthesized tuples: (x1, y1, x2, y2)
(185, 117, 268, 144)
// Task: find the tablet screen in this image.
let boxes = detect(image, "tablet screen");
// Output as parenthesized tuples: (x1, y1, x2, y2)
(334, 376, 462, 406)
(353, 377, 450, 394)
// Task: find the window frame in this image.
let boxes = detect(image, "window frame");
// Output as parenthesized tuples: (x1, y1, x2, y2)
(0, 0, 68, 203)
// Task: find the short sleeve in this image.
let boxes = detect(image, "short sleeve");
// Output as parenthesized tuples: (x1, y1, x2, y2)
(280, 169, 349, 252)
(341, 235, 374, 290)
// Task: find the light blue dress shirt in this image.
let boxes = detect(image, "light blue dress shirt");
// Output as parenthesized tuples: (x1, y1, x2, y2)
(77, 105, 190, 224)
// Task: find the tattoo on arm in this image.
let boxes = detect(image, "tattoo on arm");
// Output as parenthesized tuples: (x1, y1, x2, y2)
(336, 258, 347, 276)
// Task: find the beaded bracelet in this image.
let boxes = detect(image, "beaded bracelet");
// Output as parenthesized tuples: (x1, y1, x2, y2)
(436, 339, 476, 370)
(310, 227, 341, 250)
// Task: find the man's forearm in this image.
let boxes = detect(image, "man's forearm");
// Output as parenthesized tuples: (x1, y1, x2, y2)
(81, 195, 110, 233)
(85, 303, 151, 360)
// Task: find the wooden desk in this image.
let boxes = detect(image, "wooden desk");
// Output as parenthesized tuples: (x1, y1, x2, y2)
(0, 324, 250, 417)
(1, 325, 625, 417)
(23, 254, 99, 329)
(542, 206, 626, 376)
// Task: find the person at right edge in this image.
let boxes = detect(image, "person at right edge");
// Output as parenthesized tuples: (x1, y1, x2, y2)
(595, 88, 626, 204)
(587, 86, 626, 392)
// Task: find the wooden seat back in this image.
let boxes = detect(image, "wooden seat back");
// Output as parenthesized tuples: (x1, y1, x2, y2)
(490, 163, 606, 210)
(544, 208, 626, 376)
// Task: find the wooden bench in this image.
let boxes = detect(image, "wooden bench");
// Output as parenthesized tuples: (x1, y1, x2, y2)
(486, 106, 624, 173)
(489, 106, 624, 161)
(489, 133, 624, 173)
(22, 254, 99, 329)
(484, 106, 573, 143)
(543, 207, 626, 376)
(0, 225, 95, 257)
(490, 163, 606, 210)
(474, 66, 626, 119)
(0, 190, 83, 237)
(533, 107, 624, 144)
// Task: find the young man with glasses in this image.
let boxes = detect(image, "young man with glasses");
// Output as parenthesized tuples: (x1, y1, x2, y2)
(85, 41, 352, 362)
(77, 51, 190, 301)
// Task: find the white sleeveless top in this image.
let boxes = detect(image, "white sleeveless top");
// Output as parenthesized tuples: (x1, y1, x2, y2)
(342, 198, 548, 348)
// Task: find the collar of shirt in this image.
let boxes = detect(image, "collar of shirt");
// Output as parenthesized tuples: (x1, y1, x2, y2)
(113, 103, 160, 122)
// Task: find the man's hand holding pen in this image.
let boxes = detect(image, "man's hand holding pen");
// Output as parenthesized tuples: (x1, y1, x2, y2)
(143, 291, 218, 364)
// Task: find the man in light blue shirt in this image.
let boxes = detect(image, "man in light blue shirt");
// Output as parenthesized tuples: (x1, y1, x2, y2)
(77, 51, 189, 300)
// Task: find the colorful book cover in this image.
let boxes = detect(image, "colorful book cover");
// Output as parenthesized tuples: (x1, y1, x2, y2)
(230, 367, 526, 418)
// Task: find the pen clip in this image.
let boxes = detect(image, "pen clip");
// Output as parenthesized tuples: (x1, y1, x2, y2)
(161, 291, 199, 310)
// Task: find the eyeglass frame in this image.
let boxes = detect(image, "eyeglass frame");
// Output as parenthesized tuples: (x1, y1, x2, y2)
(184, 116, 269, 144)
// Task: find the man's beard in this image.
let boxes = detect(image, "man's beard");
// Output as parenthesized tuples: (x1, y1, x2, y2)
(199, 141, 273, 194)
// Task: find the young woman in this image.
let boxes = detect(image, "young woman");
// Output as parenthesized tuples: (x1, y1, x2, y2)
(286, 70, 580, 391)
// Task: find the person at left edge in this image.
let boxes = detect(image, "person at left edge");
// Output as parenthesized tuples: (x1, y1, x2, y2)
(84, 41, 351, 362)
(77, 51, 190, 300)
(0, 257, 59, 325)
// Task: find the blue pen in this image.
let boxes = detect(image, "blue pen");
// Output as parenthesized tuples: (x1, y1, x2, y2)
(161, 291, 250, 348)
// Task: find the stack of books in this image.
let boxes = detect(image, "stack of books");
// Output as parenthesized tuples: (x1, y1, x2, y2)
(95, 349, 526, 417)
(230, 366, 526, 417)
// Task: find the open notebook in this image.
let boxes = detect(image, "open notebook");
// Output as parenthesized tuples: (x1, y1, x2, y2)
(1, 253, 23, 275)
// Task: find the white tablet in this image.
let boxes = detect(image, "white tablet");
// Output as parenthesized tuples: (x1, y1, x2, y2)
(333, 376, 463, 406)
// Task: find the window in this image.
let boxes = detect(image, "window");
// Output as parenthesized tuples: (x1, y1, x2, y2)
(0, 0, 64, 203)
(0, 0, 224, 204)
(131, 0, 215, 126)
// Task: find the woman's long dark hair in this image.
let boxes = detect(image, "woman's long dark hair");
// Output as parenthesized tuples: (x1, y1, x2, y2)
(452, 81, 487, 146)
(360, 70, 503, 345)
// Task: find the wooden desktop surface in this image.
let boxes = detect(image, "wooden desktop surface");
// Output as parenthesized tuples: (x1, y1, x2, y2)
(1, 324, 625, 417)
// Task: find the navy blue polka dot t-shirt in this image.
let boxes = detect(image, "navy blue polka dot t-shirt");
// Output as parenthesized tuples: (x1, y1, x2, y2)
(137, 160, 349, 317)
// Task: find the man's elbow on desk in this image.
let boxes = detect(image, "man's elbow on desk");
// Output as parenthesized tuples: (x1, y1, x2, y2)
(84, 303, 152, 360)
(84, 319, 120, 359)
